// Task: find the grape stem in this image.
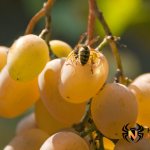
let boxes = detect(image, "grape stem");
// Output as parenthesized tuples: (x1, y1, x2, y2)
(97, 132, 104, 150)
(25, 0, 54, 35)
(73, 100, 105, 149)
(80, 125, 95, 137)
(39, 14, 51, 41)
(96, 36, 109, 51)
(87, 0, 96, 44)
(92, 0, 125, 83)
(39, 14, 52, 56)
(73, 100, 92, 133)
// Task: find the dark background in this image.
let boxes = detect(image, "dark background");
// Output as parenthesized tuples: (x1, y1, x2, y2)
(0, 0, 149, 149)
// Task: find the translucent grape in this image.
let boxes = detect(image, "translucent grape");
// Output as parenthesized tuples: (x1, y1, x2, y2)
(40, 131, 89, 150)
(103, 137, 115, 150)
(59, 49, 109, 103)
(35, 99, 69, 135)
(16, 113, 36, 135)
(38, 58, 86, 125)
(49, 40, 72, 57)
(4, 129, 49, 150)
(7, 34, 49, 81)
(0, 46, 8, 71)
(129, 73, 150, 127)
(114, 137, 150, 150)
(0, 67, 39, 118)
(91, 83, 138, 139)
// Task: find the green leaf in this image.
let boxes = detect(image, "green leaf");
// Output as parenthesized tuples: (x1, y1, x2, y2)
(96, 0, 142, 35)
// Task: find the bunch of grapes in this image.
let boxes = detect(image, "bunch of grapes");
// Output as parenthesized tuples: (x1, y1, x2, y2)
(0, 1, 150, 150)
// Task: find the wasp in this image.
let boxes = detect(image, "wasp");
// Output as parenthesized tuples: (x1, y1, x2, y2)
(67, 45, 97, 74)
(73, 45, 90, 65)
(67, 33, 100, 73)
(67, 44, 92, 67)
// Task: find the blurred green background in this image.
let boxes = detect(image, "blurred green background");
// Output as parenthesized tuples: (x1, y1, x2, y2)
(0, 0, 149, 149)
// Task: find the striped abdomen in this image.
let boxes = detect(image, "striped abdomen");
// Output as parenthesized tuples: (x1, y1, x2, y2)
(79, 46, 90, 65)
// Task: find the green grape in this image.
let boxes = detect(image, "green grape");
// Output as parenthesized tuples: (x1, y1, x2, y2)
(7, 34, 49, 81)
(0, 46, 8, 71)
(49, 40, 72, 57)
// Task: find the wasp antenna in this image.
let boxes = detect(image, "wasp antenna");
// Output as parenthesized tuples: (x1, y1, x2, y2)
(78, 32, 88, 44)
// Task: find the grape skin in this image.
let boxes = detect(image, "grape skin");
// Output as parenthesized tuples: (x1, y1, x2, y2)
(35, 99, 69, 135)
(59, 50, 109, 103)
(0, 67, 39, 118)
(7, 34, 49, 81)
(4, 129, 49, 150)
(40, 131, 90, 150)
(0, 46, 8, 71)
(49, 40, 72, 57)
(114, 137, 150, 150)
(16, 113, 36, 135)
(91, 83, 138, 139)
(129, 73, 150, 127)
(103, 137, 115, 150)
(38, 58, 86, 125)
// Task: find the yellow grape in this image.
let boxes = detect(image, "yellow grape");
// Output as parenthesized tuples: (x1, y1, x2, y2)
(35, 99, 69, 135)
(49, 40, 72, 57)
(114, 137, 150, 150)
(103, 137, 115, 150)
(38, 58, 86, 125)
(0, 67, 39, 118)
(58, 49, 109, 103)
(40, 131, 89, 150)
(0, 46, 8, 71)
(129, 73, 150, 127)
(4, 129, 49, 150)
(16, 113, 37, 135)
(91, 83, 138, 139)
(7, 34, 49, 81)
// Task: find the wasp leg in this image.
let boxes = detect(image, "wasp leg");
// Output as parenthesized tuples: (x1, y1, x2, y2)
(89, 54, 95, 74)
(66, 51, 78, 66)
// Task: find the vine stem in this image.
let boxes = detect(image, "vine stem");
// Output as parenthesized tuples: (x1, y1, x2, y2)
(25, 0, 54, 35)
(87, 0, 96, 44)
(72, 100, 92, 133)
(93, 0, 125, 83)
